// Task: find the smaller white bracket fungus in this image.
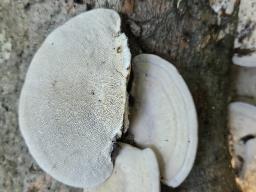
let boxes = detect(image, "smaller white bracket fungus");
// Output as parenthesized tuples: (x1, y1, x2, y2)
(19, 9, 131, 188)
(209, 0, 236, 15)
(235, 67, 256, 101)
(233, 0, 256, 67)
(84, 143, 160, 192)
(228, 102, 256, 192)
(129, 54, 198, 187)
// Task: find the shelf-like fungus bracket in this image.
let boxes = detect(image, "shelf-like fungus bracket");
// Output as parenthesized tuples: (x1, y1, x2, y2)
(129, 54, 198, 187)
(228, 102, 256, 192)
(19, 9, 131, 188)
(84, 143, 160, 192)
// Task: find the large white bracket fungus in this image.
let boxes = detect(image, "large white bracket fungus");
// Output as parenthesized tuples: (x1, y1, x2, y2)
(19, 9, 131, 188)
(233, 0, 256, 67)
(228, 102, 256, 192)
(129, 54, 198, 187)
(84, 143, 160, 192)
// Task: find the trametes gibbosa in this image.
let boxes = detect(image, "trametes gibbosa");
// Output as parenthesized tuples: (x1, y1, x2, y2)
(19, 9, 198, 191)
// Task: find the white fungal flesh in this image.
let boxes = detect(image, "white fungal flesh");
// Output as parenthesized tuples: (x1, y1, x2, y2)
(84, 143, 160, 192)
(228, 102, 256, 192)
(129, 54, 198, 187)
(233, 0, 256, 67)
(235, 67, 256, 101)
(209, 0, 236, 15)
(19, 9, 131, 188)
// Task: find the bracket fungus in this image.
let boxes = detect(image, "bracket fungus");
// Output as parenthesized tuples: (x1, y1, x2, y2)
(19, 9, 131, 188)
(129, 54, 198, 187)
(84, 143, 160, 192)
(228, 102, 256, 192)
(233, 0, 256, 67)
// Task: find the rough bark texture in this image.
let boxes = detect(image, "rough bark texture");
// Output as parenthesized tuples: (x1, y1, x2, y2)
(0, 0, 240, 191)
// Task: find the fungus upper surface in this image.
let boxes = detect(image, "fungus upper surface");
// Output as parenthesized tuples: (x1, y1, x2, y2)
(19, 8, 131, 188)
(84, 143, 160, 192)
(129, 54, 198, 187)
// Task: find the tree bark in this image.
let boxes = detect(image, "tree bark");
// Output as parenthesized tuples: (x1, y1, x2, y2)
(0, 0, 240, 191)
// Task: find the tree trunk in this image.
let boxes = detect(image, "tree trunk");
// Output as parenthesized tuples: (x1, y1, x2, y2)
(0, 0, 240, 191)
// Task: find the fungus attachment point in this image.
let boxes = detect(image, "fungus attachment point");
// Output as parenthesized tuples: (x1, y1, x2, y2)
(228, 102, 256, 192)
(235, 67, 256, 101)
(84, 143, 160, 192)
(129, 54, 198, 187)
(19, 9, 131, 188)
(233, 0, 256, 67)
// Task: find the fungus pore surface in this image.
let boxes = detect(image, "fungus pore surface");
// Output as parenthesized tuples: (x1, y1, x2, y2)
(19, 9, 131, 188)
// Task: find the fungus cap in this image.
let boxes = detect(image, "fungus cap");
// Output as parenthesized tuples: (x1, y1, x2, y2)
(129, 54, 198, 187)
(19, 8, 131, 188)
(228, 102, 256, 192)
(233, 0, 256, 67)
(84, 143, 160, 192)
